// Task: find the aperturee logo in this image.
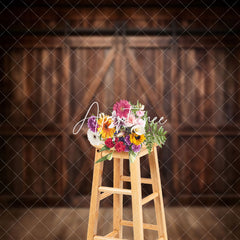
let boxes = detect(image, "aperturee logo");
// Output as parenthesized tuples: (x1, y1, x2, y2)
(73, 100, 167, 163)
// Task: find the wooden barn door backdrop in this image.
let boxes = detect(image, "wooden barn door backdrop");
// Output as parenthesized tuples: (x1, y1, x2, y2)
(0, 35, 239, 207)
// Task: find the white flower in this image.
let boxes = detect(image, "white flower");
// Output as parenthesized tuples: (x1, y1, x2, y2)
(131, 125, 145, 135)
(87, 129, 104, 146)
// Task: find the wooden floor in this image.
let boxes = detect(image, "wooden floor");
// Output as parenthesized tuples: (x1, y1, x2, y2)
(0, 207, 239, 240)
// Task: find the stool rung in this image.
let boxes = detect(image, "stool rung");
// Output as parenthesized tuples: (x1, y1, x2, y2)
(121, 176, 152, 184)
(99, 192, 112, 200)
(99, 186, 132, 195)
(142, 192, 158, 205)
(94, 236, 127, 240)
(121, 220, 158, 231)
(104, 230, 117, 237)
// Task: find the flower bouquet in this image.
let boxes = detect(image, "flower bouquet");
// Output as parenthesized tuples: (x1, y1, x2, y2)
(87, 100, 167, 163)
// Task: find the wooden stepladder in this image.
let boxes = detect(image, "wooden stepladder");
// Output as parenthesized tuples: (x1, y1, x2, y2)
(87, 145, 168, 240)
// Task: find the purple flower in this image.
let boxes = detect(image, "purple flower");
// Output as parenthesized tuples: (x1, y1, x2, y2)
(125, 135, 131, 146)
(88, 116, 98, 132)
(124, 145, 130, 152)
(132, 144, 141, 153)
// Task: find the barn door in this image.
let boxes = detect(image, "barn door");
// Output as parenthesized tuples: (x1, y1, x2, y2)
(70, 36, 173, 205)
(2, 35, 238, 207)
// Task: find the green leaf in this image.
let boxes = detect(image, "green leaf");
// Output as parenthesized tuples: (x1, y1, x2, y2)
(106, 152, 113, 160)
(129, 151, 138, 163)
(154, 135, 161, 146)
(99, 145, 110, 152)
(145, 118, 149, 130)
(153, 123, 157, 133)
(95, 153, 113, 164)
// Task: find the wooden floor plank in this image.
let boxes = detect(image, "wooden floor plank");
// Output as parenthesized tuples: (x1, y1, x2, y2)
(0, 207, 239, 240)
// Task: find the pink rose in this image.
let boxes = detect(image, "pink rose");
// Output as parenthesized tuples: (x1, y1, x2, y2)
(136, 118, 145, 126)
(125, 114, 136, 127)
(136, 111, 144, 117)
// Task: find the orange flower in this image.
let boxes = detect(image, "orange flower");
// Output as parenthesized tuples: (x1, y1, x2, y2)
(97, 116, 115, 139)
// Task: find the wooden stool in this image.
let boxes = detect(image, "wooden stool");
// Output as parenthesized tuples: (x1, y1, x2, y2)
(87, 145, 168, 240)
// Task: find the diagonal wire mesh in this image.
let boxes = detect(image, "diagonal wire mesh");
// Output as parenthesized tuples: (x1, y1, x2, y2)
(0, 0, 240, 239)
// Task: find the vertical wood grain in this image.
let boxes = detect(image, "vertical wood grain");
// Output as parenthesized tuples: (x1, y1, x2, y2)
(23, 138, 33, 195)
(61, 46, 70, 197)
(41, 49, 50, 123)
(103, 48, 114, 110)
(179, 49, 187, 123)
(87, 150, 104, 240)
(114, 37, 122, 102)
(50, 49, 58, 122)
(130, 157, 144, 240)
(171, 42, 180, 196)
(236, 50, 240, 123)
(155, 49, 164, 110)
(121, 37, 127, 100)
(22, 50, 31, 120)
(195, 49, 206, 124)
(149, 146, 168, 240)
(214, 49, 225, 126)
(113, 158, 123, 238)
(9, 50, 25, 124)
(206, 50, 216, 125)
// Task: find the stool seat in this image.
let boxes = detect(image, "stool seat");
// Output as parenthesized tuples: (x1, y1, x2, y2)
(95, 143, 150, 159)
(87, 145, 168, 240)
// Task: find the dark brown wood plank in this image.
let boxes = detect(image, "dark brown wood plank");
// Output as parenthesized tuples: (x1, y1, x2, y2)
(61, 46, 71, 197)
(178, 36, 240, 48)
(73, 47, 115, 121)
(114, 37, 122, 102)
(194, 49, 206, 124)
(0, 36, 114, 48)
(126, 48, 166, 118)
(155, 49, 164, 110)
(127, 36, 172, 48)
(22, 138, 33, 195)
(170, 42, 181, 196)
(206, 50, 216, 125)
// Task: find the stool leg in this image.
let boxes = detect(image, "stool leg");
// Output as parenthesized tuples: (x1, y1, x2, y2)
(130, 157, 144, 240)
(87, 150, 104, 240)
(149, 146, 168, 240)
(113, 158, 123, 238)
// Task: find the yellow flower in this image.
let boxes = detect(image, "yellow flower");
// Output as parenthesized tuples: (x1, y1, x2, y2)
(97, 116, 115, 139)
(129, 132, 146, 145)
